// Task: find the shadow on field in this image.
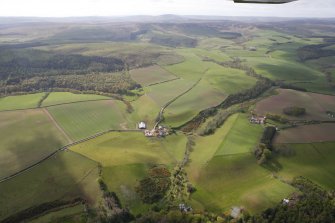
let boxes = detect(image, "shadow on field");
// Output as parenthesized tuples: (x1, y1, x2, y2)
(262, 158, 283, 172)
(0, 132, 64, 179)
(0, 134, 99, 222)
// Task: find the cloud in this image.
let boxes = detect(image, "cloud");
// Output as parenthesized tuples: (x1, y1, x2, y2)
(0, 0, 334, 17)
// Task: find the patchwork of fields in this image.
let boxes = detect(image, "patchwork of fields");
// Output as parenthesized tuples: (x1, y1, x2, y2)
(70, 132, 187, 214)
(0, 151, 100, 220)
(1, 19, 335, 222)
(186, 114, 296, 213)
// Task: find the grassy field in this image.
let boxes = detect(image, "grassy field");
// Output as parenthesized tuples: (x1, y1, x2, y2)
(163, 49, 208, 81)
(186, 114, 295, 213)
(246, 57, 323, 82)
(215, 114, 263, 156)
(192, 154, 295, 213)
(0, 109, 68, 179)
(274, 123, 335, 144)
(129, 65, 178, 86)
(70, 132, 186, 167)
(70, 131, 187, 213)
(0, 93, 45, 111)
(129, 95, 161, 128)
(145, 78, 194, 107)
(47, 100, 132, 141)
(255, 89, 335, 121)
(275, 142, 335, 190)
(163, 63, 257, 127)
(42, 92, 109, 107)
(0, 151, 100, 221)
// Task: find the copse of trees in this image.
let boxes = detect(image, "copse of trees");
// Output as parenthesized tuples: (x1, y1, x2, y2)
(260, 126, 277, 149)
(135, 166, 171, 204)
(283, 106, 306, 117)
(254, 143, 272, 165)
(254, 126, 276, 165)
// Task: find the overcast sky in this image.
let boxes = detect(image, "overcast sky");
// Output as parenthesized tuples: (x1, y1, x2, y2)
(0, 0, 334, 18)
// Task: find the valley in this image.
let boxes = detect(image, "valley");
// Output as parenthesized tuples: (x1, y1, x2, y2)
(0, 16, 335, 223)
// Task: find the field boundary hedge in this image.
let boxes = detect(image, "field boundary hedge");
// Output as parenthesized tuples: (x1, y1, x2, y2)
(0, 198, 84, 223)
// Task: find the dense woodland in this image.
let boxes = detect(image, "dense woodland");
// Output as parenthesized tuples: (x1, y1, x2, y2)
(0, 48, 144, 95)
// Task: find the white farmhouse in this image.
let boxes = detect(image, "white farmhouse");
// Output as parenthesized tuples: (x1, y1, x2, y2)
(138, 121, 146, 129)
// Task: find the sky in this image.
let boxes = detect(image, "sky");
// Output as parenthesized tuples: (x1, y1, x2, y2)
(0, 0, 334, 18)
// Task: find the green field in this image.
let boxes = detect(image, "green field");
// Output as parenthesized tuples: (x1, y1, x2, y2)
(145, 78, 194, 107)
(70, 132, 186, 167)
(246, 57, 323, 82)
(0, 93, 45, 111)
(163, 49, 209, 81)
(0, 109, 68, 179)
(275, 142, 335, 190)
(192, 154, 295, 213)
(47, 100, 132, 141)
(163, 64, 257, 127)
(129, 65, 178, 86)
(186, 114, 295, 213)
(215, 114, 263, 156)
(70, 131, 187, 213)
(0, 151, 100, 221)
(129, 95, 161, 127)
(42, 92, 109, 107)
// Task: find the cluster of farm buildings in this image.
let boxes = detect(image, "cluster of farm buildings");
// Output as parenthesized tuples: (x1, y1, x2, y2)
(249, 115, 266, 124)
(138, 121, 169, 137)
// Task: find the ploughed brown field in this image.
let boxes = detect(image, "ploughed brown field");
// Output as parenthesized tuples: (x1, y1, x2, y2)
(274, 123, 335, 144)
(255, 89, 335, 121)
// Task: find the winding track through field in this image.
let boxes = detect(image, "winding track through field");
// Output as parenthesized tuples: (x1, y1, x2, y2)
(154, 75, 204, 129)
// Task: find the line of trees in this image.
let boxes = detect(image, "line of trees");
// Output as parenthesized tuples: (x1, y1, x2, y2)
(254, 126, 277, 165)
(1, 198, 84, 223)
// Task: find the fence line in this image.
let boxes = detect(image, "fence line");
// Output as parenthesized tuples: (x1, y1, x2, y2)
(0, 129, 141, 183)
